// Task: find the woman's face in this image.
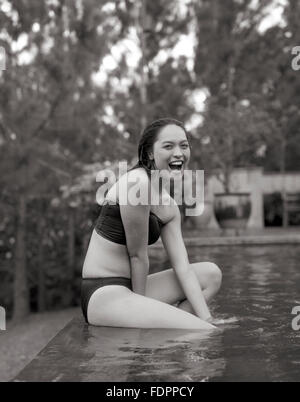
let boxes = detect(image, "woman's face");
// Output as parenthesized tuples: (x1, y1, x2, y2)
(150, 124, 190, 179)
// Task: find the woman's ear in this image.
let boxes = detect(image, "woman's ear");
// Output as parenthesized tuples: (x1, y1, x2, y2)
(148, 152, 154, 160)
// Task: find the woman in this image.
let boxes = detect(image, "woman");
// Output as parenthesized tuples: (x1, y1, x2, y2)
(81, 118, 222, 330)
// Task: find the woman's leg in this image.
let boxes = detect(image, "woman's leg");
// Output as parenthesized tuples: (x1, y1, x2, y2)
(145, 262, 222, 314)
(87, 285, 214, 330)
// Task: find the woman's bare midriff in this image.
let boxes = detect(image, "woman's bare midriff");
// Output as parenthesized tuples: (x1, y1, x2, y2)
(82, 230, 132, 278)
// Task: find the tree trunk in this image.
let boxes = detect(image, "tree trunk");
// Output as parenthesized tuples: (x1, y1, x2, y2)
(137, 0, 147, 129)
(13, 195, 29, 322)
(67, 206, 75, 306)
(281, 134, 288, 227)
(37, 202, 46, 312)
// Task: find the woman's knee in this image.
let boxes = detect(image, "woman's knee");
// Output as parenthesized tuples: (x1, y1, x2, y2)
(206, 262, 222, 290)
(193, 261, 222, 291)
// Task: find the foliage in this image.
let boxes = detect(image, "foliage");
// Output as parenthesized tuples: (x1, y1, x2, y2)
(0, 197, 99, 318)
(193, 0, 300, 176)
(196, 99, 278, 192)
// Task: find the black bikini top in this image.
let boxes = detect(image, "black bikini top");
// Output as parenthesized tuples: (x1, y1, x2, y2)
(94, 200, 164, 245)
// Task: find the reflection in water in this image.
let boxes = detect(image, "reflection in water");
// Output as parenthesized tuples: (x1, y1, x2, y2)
(83, 326, 226, 381)
(126, 330, 226, 382)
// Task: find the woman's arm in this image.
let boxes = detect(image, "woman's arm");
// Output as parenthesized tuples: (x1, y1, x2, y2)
(119, 172, 151, 295)
(161, 207, 212, 321)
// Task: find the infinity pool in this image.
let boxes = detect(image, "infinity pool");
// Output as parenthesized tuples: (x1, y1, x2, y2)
(148, 244, 300, 381)
(16, 245, 300, 382)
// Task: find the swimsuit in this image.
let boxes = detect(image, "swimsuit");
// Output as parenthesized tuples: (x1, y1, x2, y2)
(81, 277, 132, 323)
(94, 200, 164, 245)
(81, 201, 164, 323)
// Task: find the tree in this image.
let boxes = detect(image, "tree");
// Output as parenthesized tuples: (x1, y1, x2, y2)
(197, 99, 277, 193)
(193, 0, 300, 174)
(0, 0, 122, 320)
(101, 0, 195, 146)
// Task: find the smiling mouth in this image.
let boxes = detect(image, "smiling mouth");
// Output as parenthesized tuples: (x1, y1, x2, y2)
(168, 161, 184, 171)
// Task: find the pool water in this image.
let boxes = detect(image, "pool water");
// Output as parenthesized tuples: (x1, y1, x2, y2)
(186, 244, 300, 382)
(113, 245, 300, 382)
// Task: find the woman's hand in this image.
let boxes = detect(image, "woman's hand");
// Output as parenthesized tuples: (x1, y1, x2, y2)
(206, 316, 227, 326)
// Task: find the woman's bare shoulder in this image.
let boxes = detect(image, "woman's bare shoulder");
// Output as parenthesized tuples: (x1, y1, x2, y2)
(113, 168, 150, 204)
(126, 167, 149, 182)
(118, 167, 150, 188)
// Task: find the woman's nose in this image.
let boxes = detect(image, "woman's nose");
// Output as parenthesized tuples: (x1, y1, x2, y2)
(173, 146, 184, 157)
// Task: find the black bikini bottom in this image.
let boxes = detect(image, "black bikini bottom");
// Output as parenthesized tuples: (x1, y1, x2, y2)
(81, 277, 132, 324)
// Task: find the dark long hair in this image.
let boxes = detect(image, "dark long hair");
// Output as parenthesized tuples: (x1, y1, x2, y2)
(130, 118, 188, 176)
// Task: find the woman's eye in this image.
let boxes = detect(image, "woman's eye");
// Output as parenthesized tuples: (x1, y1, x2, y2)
(181, 144, 189, 149)
(164, 145, 172, 150)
